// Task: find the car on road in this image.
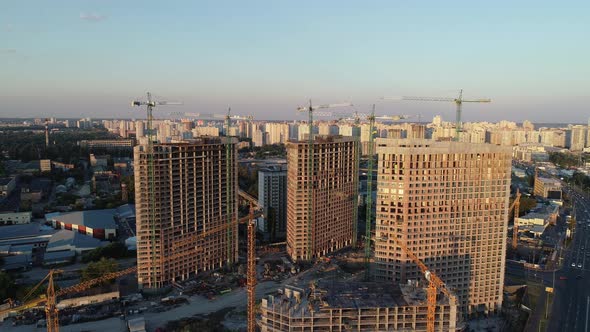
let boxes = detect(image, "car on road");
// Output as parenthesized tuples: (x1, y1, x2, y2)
(578, 263, 583, 268)
(572, 262, 576, 267)
(560, 276, 568, 280)
(576, 275, 584, 279)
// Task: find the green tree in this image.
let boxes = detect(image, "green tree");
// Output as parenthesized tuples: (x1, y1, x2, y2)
(0, 271, 16, 300)
(81, 242, 130, 263)
(81, 257, 119, 282)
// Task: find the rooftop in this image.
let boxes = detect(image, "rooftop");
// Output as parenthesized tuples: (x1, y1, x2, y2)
(265, 280, 444, 317)
(0, 177, 14, 186)
(0, 223, 43, 240)
(44, 250, 76, 262)
(319, 281, 412, 309)
(47, 229, 107, 252)
(537, 177, 561, 185)
(48, 209, 118, 229)
(115, 204, 135, 219)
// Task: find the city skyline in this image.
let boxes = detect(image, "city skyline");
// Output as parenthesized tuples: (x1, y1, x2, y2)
(1, 1, 589, 122)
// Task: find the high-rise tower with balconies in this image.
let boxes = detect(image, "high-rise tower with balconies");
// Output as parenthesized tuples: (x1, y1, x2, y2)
(373, 139, 511, 314)
(134, 137, 237, 290)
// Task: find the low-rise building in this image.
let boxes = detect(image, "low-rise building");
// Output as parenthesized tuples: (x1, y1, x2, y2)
(0, 223, 54, 249)
(0, 177, 16, 198)
(534, 176, 562, 199)
(40, 159, 52, 172)
(90, 154, 109, 167)
(47, 210, 118, 240)
(46, 229, 108, 255)
(0, 211, 32, 225)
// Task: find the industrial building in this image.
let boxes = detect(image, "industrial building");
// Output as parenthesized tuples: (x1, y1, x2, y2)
(134, 138, 238, 290)
(260, 281, 459, 332)
(373, 139, 511, 314)
(286, 135, 358, 261)
(258, 165, 287, 240)
(47, 210, 118, 240)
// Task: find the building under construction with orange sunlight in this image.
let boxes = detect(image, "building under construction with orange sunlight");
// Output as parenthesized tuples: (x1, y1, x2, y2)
(286, 135, 358, 262)
(134, 137, 238, 290)
(373, 139, 511, 314)
(260, 281, 459, 332)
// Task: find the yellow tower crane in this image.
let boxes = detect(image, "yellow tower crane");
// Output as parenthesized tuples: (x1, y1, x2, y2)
(379, 235, 457, 332)
(1, 267, 138, 332)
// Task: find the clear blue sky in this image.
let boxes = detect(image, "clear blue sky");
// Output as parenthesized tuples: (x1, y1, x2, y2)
(1, 0, 589, 123)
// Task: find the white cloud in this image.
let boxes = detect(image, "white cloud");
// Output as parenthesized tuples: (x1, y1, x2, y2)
(79, 13, 108, 22)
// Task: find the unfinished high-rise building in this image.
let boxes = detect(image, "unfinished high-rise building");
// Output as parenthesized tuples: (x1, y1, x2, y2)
(260, 281, 459, 332)
(373, 139, 511, 314)
(134, 138, 238, 290)
(286, 135, 358, 261)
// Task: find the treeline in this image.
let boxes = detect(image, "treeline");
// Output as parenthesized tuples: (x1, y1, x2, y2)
(0, 129, 118, 163)
(81, 242, 133, 263)
(549, 152, 585, 169)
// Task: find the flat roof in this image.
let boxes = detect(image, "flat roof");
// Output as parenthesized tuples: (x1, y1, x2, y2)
(49, 209, 117, 229)
(115, 204, 135, 219)
(0, 177, 14, 186)
(47, 230, 107, 252)
(0, 223, 42, 240)
(319, 281, 409, 309)
(44, 250, 76, 261)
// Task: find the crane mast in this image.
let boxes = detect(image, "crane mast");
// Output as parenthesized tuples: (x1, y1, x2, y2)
(511, 188, 521, 249)
(3, 267, 139, 332)
(380, 235, 457, 332)
(364, 105, 376, 281)
(330, 108, 408, 280)
(247, 203, 257, 332)
(45, 271, 59, 332)
(225, 107, 234, 266)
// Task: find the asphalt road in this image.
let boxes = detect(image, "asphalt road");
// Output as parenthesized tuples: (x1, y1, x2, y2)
(547, 186, 590, 332)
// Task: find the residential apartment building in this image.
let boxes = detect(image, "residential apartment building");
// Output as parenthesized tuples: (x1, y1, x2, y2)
(286, 135, 358, 261)
(373, 139, 511, 314)
(134, 138, 238, 290)
(258, 166, 288, 240)
(569, 125, 587, 151)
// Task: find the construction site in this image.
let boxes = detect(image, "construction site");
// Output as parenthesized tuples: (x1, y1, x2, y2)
(0, 94, 521, 332)
(260, 281, 458, 332)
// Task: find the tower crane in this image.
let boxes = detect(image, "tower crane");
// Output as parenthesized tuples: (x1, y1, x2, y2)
(386, 89, 491, 141)
(511, 188, 522, 249)
(1, 267, 137, 332)
(131, 93, 181, 288)
(246, 202, 258, 332)
(296, 101, 353, 261)
(334, 107, 409, 280)
(168, 189, 261, 332)
(378, 235, 457, 332)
